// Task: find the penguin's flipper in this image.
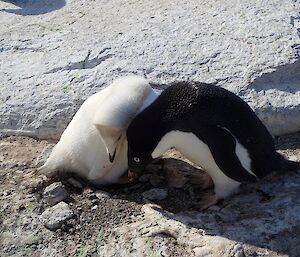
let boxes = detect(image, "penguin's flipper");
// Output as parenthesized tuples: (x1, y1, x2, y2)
(200, 126, 257, 183)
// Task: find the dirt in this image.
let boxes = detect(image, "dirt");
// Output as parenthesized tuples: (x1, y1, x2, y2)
(0, 133, 300, 257)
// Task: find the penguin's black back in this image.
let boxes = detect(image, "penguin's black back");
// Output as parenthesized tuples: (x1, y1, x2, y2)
(137, 81, 279, 178)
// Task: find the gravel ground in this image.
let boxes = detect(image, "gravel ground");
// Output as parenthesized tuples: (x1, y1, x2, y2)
(0, 133, 300, 257)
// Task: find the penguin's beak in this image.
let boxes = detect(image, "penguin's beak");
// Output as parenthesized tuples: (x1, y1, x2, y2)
(128, 164, 145, 174)
(128, 170, 140, 180)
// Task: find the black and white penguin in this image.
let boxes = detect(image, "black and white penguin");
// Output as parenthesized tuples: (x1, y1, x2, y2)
(127, 81, 300, 209)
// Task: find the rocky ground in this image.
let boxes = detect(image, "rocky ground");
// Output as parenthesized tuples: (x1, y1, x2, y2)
(1, 1, 300, 256)
(0, 134, 300, 257)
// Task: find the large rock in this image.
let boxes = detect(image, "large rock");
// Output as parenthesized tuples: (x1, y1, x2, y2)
(0, 0, 299, 139)
(40, 201, 73, 230)
(43, 182, 68, 206)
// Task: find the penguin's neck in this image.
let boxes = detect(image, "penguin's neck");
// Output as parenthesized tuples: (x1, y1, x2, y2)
(140, 90, 159, 112)
(151, 130, 199, 161)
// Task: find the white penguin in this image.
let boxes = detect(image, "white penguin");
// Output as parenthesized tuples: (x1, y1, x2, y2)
(38, 76, 158, 185)
(126, 81, 300, 209)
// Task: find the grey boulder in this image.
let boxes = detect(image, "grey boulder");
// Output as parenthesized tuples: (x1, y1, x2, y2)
(40, 202, 73, 230)
(0, 0, 299, 139)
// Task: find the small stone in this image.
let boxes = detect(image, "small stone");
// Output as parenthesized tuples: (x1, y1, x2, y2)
(43, 182, 68, 206)
(67, 177, 83, 189)
(149, 174, 165, 188)
(91, 205, 98, 211)
(142, 188, 168, 201)
(91, 199, 98, 204)
(35, 145, 54, 167)
(40, 202, 73, 230)
(232, 244, 245, 257)
(139, 174, 151, 183)
(83, 188, 95, 196)
(15, 169, 24, 174)
(95, 190, 111, 200)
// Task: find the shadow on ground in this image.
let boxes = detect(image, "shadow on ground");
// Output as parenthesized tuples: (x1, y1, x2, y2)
(1, 0, 65, 15)
(148, 169, 300, 257)
(275, 131, 300, 151)
(249, 59, 300, 94)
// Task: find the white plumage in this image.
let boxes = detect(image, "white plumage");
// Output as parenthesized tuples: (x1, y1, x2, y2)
(39, 76, 158, 185)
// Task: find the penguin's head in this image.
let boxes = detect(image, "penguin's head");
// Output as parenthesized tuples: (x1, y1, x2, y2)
(127, 143, 154, 173)
(126, 101, 164, 174)
(93, 75, 158, 163)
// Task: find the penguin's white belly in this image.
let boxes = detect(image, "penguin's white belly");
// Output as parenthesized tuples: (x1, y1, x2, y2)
(151, 130, 254, 198)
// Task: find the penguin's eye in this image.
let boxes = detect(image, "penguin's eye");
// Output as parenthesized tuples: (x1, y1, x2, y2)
(133, 157, 140, 163)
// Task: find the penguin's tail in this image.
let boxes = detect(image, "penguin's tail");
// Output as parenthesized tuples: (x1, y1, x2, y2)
(276, 152, 300, 172)
(23, 158, 59, 179)
(36, 161, 59, 177)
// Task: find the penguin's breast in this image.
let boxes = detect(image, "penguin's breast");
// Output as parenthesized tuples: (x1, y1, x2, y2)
(152, 130, 223, 171)
(151, 130, 256, 184)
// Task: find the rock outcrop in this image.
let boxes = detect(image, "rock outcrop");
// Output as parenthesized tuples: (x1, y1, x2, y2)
(0, 0, 299, 139)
